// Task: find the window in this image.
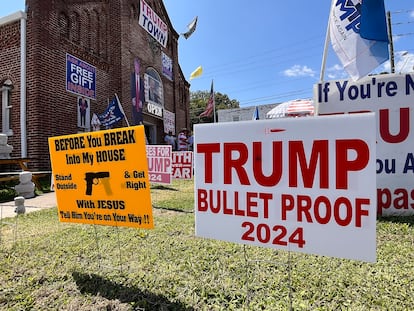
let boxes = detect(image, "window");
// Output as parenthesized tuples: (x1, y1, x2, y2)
(58, 12, 69, 39)
(144, 68, 163, 107)
(70, 11, 80, 43)
(1, 80, 13, 135)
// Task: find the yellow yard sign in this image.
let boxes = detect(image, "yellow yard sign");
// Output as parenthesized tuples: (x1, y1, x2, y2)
(48, 126, 153, 229)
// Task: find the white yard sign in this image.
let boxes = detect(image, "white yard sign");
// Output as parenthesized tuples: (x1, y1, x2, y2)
(316, 73, 414, 216)
(195, 114, 377, 262)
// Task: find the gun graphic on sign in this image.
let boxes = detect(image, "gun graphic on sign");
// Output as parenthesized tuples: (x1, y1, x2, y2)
(84, 171, 112, 196)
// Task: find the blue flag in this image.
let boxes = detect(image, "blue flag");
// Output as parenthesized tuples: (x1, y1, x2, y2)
(252, 106, 259, 120)
(330, 0, 389, 80)
(360, 0, 389, 42)
(98, 97, 125, 127)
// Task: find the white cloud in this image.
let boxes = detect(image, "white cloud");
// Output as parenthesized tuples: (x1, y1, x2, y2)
(325, 64, 347, 80)
(380, 60, 391, 73)
(395, 52, 414, 73)
(374, 51, 414, 74)
(283, 65, 316, 77)
(392, 34, 404, 43)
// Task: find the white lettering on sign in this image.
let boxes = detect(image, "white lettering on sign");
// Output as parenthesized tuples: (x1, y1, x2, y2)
(147, 103, 163, 117)
(66, 53, 96, 99)
(172, 151, 193, 180)
(146, 145, 172, 184)
(70, 64, 94, 88)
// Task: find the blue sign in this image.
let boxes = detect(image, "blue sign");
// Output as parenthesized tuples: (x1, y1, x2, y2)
(66, 53, 96, 99)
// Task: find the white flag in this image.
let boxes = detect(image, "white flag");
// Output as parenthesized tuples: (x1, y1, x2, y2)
(329, 0, 389, 80)
(182, 16, 198, 39)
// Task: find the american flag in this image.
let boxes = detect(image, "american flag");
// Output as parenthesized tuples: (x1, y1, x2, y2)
(199, 80, 214, 118)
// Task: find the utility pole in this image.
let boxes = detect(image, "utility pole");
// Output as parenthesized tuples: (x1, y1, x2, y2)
(387, 11, 395, 73)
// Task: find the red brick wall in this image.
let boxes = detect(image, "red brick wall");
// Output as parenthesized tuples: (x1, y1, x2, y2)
(0, 0, 190, 170)
(0, 19, 22, 156)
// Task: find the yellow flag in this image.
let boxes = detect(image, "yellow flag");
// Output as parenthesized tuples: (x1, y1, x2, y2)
(190, 66, 203, 80)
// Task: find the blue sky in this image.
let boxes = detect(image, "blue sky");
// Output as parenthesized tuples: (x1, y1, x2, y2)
(2, 1, 413, 107)
(163, 0, 414, 106)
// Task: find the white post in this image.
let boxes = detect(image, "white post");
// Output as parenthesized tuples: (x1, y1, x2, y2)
(20, 12, 27, 157)
(316, 1, 335, 116)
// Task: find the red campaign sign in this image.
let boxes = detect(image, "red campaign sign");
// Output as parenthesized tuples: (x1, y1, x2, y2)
(146, 145, 172, 184)
(172, 151, 193, 179)
(194, 114, 377, 262)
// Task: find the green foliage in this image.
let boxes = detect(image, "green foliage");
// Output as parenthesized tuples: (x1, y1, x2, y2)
(0, 188, 17, 202)
(0, 175, 52, 202)
(189, 90, 239, 127)
(0, 179, 413, 310)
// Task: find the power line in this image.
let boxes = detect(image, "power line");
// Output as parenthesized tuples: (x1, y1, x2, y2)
(204, 34, 323, 75)
(186, 6, 414, 107)
(199, 9, 411, 81)
(391, 9, 414, 15)
(394, 32, 414, 37)
(393, 21, 414, 26)
(189, 39, 324, 100)
(201, 39, 324, 79)
(239, 89, 312, 106)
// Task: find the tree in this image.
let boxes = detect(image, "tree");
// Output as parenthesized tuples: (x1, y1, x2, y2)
(189, 90, 239, 126)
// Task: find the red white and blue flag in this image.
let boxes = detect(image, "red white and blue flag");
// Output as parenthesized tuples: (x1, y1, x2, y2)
(199, 80, 215, 118)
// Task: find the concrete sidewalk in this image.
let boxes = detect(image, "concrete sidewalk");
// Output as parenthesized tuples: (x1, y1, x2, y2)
(0, 191, 57, 219)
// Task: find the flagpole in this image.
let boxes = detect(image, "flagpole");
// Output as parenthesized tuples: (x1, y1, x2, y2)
(317, 0, 335, 116)
(320, 0, 334, 82)
(115, 93, 130, 127)
(213, 79, 216, 123)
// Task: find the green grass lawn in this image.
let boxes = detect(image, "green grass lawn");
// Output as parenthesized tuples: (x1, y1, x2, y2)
(0, 179, 413, 310)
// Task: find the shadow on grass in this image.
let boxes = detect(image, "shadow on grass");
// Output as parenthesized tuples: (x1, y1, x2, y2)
(378, 215, 414, 226)
(153, 205, 194, 213)
(72, 271, 194, 311)
(151, 185, 179, 191)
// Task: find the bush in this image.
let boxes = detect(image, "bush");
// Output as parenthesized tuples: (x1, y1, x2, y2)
(0, 187, 17, 202)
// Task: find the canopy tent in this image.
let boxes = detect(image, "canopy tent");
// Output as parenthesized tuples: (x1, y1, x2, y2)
(266, 99, 314, 119)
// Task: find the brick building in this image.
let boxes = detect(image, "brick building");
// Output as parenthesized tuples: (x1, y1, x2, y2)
(0, 0, 190, 170)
